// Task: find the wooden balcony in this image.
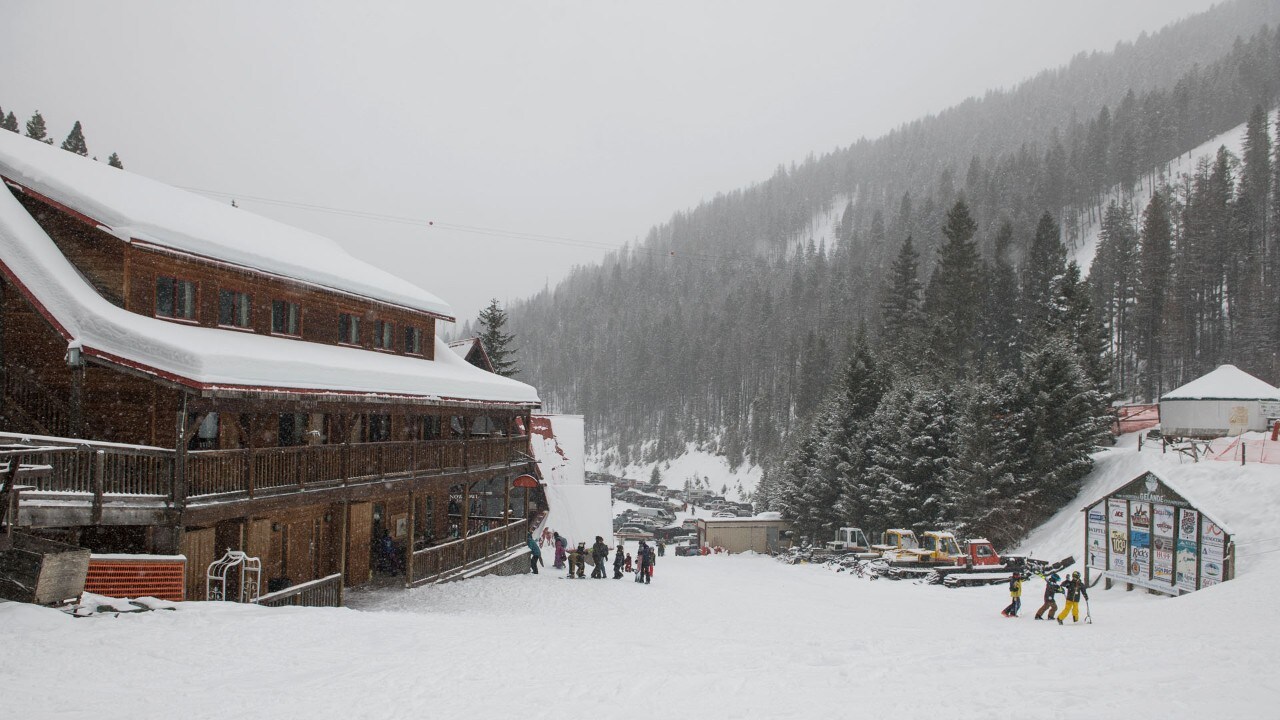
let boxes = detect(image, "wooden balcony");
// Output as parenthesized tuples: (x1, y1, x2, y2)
(1, 432, 533, 527)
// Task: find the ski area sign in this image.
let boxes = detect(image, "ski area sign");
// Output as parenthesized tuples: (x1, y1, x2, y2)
(1082, 471, 1233, 595)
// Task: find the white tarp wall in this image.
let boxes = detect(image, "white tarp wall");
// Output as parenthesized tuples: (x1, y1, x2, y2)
(1159, 399, 1274, 437)
(529, 414, 585, 486)
(540, 484, 614, 550)
(528, 414, 611, 547)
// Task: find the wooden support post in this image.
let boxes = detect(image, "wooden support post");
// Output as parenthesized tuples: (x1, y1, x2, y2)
(338, 499, 349, 605)
(405, 491, 415, 587)
(90, 448, 104, 525)
(69, 362, 85, 438)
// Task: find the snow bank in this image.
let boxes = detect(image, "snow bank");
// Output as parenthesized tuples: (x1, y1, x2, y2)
(595, 442, 763, 501)
(539, 484, 613, 549)
(530, 414, 585, 486)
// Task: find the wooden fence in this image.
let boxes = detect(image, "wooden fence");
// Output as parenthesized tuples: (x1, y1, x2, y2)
(410, 518, 527, 586)
(254, 573, 344, 608)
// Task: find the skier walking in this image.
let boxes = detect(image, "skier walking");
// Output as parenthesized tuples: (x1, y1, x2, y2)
(1001, 571, 1023, 617)
(1057, 571, 1089, 624)
(637, 541, 655, 584)
(553, 532, 567, 569)
(1034, 573, 1062, 620)
(634, 541, 650, 583)
(526, 533, 543, 574)
(574, 542, 587, 579)
(591, 536, 610, 579)
(613, 543, 626, 579)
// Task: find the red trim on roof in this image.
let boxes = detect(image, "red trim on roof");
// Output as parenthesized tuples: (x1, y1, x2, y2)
(0, 258, 74, 341)
(2, 176, 103, 230)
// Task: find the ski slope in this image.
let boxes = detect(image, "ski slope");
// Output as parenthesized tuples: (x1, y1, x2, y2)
(4, 436, 1277, 719)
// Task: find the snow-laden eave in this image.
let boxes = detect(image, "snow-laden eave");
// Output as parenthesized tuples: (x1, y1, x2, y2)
(0, 184, 541, 408)
(0, 131, 456, 320)
(2, 177, 455, 324)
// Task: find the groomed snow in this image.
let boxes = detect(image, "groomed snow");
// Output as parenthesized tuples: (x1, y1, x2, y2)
(1159, 364, 1280, 401)
(0, 131, 454, 319)
(0, 184, 539, 405)
(3, 437, 1278, 718)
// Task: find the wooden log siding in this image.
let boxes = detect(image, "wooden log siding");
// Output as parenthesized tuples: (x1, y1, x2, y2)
(1, 433, 529, 503)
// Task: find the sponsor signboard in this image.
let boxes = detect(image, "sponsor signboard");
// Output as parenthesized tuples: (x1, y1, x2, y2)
(1107, 499, 1128, 573)
(1087, 503, 1107, 570)
(1200, 519, 1226, 588)
(1129, 502, 1151, 578)
(1176, 508, 1199, 593)
(1091, 473, 1230, 595)
(1151, 504, 1175, 582)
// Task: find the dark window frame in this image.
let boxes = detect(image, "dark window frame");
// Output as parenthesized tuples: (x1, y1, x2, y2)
(404, 326, 423, 355)
(374, 319, 395, 351)
(338, 312, 361, 346)
(217, 288, 253, 329)
(271, 299, 302, 337)
(155, 276, 197, 321)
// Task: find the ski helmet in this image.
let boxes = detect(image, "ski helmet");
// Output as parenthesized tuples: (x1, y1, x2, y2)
(1050, 573, 1060, 582)
(1072, 571, 1081, 579)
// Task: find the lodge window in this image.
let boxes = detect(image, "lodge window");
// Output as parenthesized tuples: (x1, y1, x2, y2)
(362, 414, 391, 442)
(218, 289, 252, 329)
(271, 300, 301, 336)
(278, 413, 308, 447)
(155, 276, 196, 320)
(404, 326, 423, 355)
(374, 320, 395, 350)
(338, 313, 361, 345)
(420, 415, 440, 440)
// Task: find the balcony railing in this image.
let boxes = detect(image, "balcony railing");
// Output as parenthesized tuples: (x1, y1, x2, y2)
(410, 517, 527, 586)
(0, 432, 531, 503)
(254, 573, 344, 608)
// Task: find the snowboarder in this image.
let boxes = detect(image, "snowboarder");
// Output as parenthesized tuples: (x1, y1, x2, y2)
(635, 541, 649, 583)
(591, 536, 609, 578)
(1001, 571, 1023, 617)
(1034, 573, 1062, 620)
(526, 533, 543, 574)
(613, 543, 626, 579)
(1057, 571, 1089, 624)
(553, 532, 567, 569)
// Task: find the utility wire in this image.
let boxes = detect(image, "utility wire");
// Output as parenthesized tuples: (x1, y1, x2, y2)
(180, 185, 787, 269)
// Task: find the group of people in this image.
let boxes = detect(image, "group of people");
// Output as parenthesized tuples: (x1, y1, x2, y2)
(533, 530, 657, 583)
(1002, 570, 1090, 624)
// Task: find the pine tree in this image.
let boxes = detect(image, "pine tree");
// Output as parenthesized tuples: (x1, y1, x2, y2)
(945, 377, 1024, 544)
(1, 111, 18, 133)
(1020, 212, 1068, 338)
(880, 235, 925, 372)
(25, 110, 51, 143)
(1135, 191, 1174, 400)
(107, 152, 124, 169)
(923, 199, 984, 374)
(859, 381, 953, 532)
(1090, 202, 1138, 392)
(977, 222, 1020, 371)
(649, 466, 662, 485)
(477, 298, 519, 377)
(60, 120, 89, 156)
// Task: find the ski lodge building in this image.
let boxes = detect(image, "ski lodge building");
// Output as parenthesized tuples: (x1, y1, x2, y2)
(1158, 365, 1280, 439)
(0, 131, 542, 603)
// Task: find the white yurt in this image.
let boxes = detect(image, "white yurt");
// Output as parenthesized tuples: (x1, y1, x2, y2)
(1158, 365, 1280, 438)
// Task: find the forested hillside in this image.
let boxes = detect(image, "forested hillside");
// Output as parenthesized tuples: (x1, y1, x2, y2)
(512, 0, 1280, 493)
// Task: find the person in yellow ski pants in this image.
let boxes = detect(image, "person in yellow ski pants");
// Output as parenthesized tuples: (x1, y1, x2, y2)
(1057, 571, 1088, 624)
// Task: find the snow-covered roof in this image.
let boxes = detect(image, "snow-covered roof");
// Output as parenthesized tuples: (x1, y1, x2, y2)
(1081, 469, 1235, 536)
(448, 337, 495, 372)
(1160, 365, 1280, 401)
(0, 181, 539, 406)
(0, 131, 454, 319)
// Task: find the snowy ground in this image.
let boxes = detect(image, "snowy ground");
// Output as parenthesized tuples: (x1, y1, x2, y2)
(5, 438, 1278, 719)
(591, 443, 763, 502)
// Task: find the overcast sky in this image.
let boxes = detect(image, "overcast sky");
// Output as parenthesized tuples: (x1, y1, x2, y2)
(2, 0, 1222, 324)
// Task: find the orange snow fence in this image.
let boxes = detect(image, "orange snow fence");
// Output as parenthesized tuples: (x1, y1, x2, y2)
(1206, 434, 1280, 465)
(1113, 404, 1159, 435)
(83, 554, 186, 601)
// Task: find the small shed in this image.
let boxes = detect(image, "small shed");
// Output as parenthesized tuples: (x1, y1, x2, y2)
(1159, 365, 1280, 439)
(696, 514, 792, 554)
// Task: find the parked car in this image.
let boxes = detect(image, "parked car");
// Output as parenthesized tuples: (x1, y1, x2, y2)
(712, 511, 737, 519)
(615, 526, 655, 541)
(674, 543, 701, 557)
